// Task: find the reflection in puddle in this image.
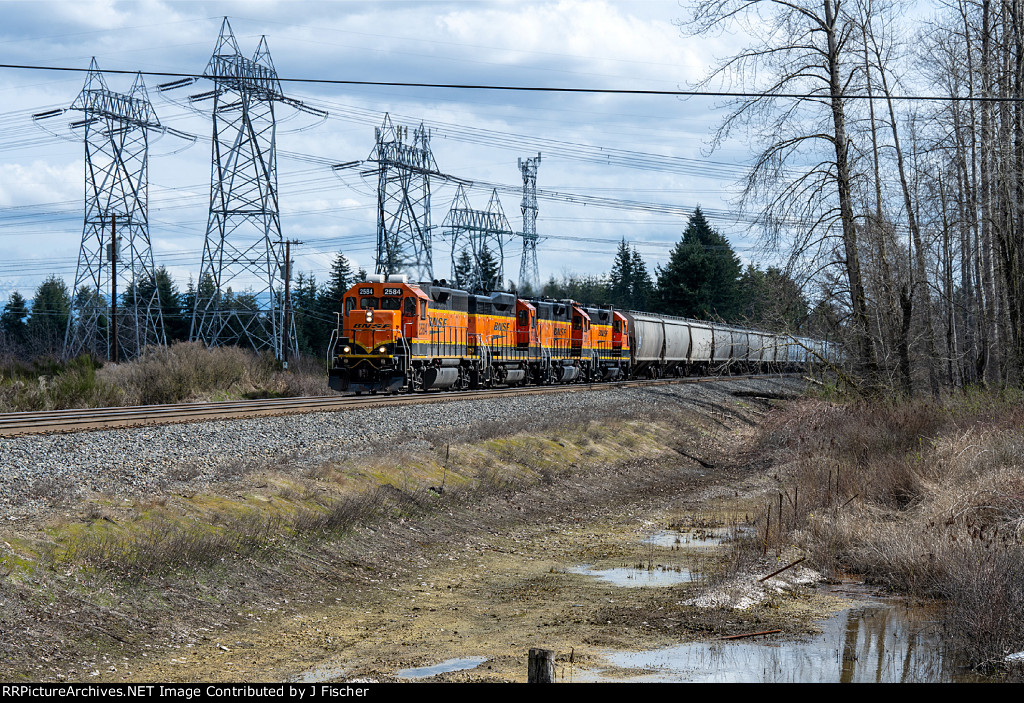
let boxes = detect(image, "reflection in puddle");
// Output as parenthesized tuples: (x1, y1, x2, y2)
(644, 526, 754, 549)
(586, 590, 985, 682)
(570, 564, 697, 587)
(395, 656, 488, 679)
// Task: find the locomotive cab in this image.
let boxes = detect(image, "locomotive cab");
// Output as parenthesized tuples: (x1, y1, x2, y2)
(329, 275, 430, 394)
(516, 300, 538, 349)
(612, 311, 629, 354)
(570, 304, 592, 355)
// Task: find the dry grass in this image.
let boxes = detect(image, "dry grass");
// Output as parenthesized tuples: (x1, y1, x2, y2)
(0, 342, 329, 411)
(0, 355, 125, 411)
(752, 389, 1024, 669)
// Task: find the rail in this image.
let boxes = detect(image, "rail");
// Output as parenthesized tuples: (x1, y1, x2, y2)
(0, 373, 802, 437)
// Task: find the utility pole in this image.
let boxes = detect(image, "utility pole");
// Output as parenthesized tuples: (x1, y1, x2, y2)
(282, 239, 302, 368)
(109, 215, 118, 363)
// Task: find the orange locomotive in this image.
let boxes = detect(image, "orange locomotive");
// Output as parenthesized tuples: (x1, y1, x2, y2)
(327, 275, 631, 394)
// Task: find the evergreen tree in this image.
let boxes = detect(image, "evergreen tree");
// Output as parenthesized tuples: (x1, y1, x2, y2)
(630, 248, 654, 311)
(656, 207, 742, 320)
(1, 291, 29, 346)
(540, 274, 611, 305)
(608, 239, 634, 308)
(293, 272, 332, 355)
(477, 244, 501, 291)
(181, 276, 197, 337)
(69, 284, 108, 357)
(322, 252, 354, 314)
(739, 264, 767, 321)
(28, 276, 72, 355)
(452, 250, 474, 289)
(128, 266, 183, 343)
(153, 267, 185, 342)
(739, 265, 809, 332)
(541, 276, 560, 298)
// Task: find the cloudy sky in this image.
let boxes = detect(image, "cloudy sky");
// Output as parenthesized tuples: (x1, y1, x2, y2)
(0, 0, 764, 302)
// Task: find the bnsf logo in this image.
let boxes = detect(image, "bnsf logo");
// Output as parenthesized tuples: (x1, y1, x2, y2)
(430, 316, 449, 327)
(354, 323, 389, 329)
(495, 322, 511, 331)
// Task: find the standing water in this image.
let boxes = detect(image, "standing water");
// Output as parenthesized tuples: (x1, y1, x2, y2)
(582, 585, 988, 683)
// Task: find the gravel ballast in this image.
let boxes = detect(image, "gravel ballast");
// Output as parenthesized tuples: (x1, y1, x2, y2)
(0, 376, 804, 511)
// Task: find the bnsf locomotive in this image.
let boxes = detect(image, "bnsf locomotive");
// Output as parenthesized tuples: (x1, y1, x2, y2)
(327, 274, 831, 395)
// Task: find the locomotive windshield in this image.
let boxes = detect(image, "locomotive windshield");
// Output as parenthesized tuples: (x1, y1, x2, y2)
(360, 297, 379, 309)
(380, 297, 401, 311)
(344, 297, 356, 315)
(404, 297, 416, 316)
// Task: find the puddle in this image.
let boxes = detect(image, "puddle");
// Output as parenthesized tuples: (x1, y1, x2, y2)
(569, 564, 698, 587)
(644, 526, 754, 549)
(395, 656, 488, 679)
(583, 587, 987, 682)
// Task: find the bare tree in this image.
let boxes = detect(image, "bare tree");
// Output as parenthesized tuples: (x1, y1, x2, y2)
(684, 0, 878, 381)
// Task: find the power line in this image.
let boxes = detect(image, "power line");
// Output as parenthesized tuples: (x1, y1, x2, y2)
(0, 62, 1017, 103)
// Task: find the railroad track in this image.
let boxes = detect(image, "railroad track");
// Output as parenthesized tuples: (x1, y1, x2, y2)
(0, 374, 797, 437)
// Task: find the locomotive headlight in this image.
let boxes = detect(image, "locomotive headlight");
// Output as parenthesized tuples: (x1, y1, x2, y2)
(342, 345, 351, 353)
(365, 310, 373, 323)
(378, 345, 387, 353)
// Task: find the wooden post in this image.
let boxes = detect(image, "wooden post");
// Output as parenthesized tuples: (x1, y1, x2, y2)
(528, 648, 554, 683)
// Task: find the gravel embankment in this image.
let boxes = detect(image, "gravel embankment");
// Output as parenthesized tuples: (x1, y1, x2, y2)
(0, 376, 804, 511)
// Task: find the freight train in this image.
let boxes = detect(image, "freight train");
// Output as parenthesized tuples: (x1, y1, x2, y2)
(327, 274, 831, 395)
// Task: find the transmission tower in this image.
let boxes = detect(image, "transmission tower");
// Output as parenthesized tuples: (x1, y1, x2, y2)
(48, 59, 167, 361)
(188, 18, 324, 359)
(443, 185, 514, 292)
(369, 114, 438, 282)
(518, 153, 542, 292)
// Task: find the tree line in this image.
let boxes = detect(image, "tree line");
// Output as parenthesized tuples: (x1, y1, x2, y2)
(685, 0, 1024, 392)
(538, 207, 812, 333)
(3, 215, 805, 363)
(0, 253, 368, 362)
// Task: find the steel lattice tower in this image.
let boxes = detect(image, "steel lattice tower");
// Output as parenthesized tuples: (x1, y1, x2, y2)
(370, 114, 438, 281)
(190, 19, 322, 359)
(61, 59, 166, 361)
(518, 153, 542, 292)
(443, 185, 514, 292)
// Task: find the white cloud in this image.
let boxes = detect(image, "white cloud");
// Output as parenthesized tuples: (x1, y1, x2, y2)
(0, 160, 80, 208)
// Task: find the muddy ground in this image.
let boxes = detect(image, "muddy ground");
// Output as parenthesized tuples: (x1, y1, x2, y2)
(0, 377, 847, 683)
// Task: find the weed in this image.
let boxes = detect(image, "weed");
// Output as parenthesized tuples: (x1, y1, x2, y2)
(751, 392, 1024, 668)
(54, 510, 280, 577)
